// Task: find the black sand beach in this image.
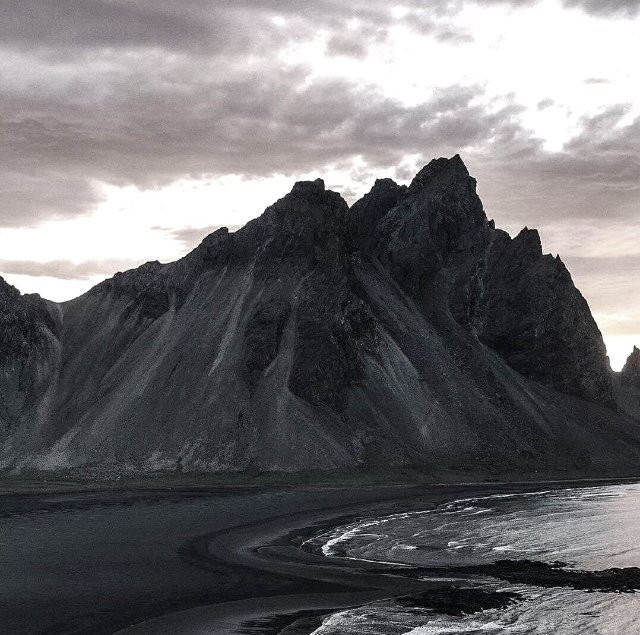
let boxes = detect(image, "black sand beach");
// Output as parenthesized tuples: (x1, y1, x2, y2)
(0, 475, 636, 634)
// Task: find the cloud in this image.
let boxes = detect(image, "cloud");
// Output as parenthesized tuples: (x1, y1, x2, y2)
(0, 0, 637, 233)
(563, 255, 640, 335)
(3, 45, 638, 239)
(325, 34, 370, 58)
(562, 0, 640, 17)
(0, 0, 635, 60)
(1, 39, 522, 228)
(0, 0, 439, 59)
(537, 98, 555, 109)
(478, 0, 640, 16)
(0, 1, 287, 55)
(0, 259, 142, 280)
(162, 225, 241, 250)
(469, 106, 640, 235)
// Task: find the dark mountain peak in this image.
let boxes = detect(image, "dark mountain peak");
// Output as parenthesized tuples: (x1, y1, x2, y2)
(0, 275, 49, 312)
(371, 177, 402, 192)
(408, 153, 472, 194)
(0, 275, 20, 301)
(621, 346, 640, 382)
(349, 177, 407, 243)
(290, 177, 326, 199)
(402, 155, 485, 231)
(513, 226, 543, 258)
(0, 275, 55, 363)
(261, 177, 348, 233)
(100, 260, 165, 291)
(201, 226, 229, 242)
(371, 155, 487, 298)
(228, 178, 350, 276)
(195, 226, 233, 261)
(2, 154, 634, 476)
(270, 177, 347, 219)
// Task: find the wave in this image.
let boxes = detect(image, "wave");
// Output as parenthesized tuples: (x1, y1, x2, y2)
(306, 483, 640, 635)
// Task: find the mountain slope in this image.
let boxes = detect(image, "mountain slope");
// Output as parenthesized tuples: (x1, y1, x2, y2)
(613, 346, 640, 421)
(1, 156, 639, 476)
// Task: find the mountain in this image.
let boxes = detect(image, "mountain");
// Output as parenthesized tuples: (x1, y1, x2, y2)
(621, 346, 640, 383)
(613, 346, 640, 422)
(2, 155, 640, 477)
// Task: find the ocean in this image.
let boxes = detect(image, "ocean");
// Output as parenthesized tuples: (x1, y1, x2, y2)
(305, 483, 640, 634)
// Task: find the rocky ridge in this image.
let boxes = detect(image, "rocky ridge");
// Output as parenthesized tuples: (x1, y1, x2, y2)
(0, 155, 638, 476)
(622, 346, 640, 384)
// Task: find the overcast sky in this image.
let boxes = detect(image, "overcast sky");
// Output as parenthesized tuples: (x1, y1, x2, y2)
(0, 0, 638, 368)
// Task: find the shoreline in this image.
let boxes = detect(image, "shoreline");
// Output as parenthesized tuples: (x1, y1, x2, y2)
(115, 476, 637, 634)
(3, 467, 640, 496)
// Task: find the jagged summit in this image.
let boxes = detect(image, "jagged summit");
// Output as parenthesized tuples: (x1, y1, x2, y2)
(622, 346, 640, 382)
(1, 155, 638, 476)
(513, 227, 542, 254)
(0, 275, 54, 363)
(408, 153, 470, 192)
(290, 177, 326, 198)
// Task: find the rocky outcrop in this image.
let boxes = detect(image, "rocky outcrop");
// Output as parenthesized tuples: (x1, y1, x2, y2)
(621, 346, 640, 384)
(0, 278, 56, 362)
(613, 346, 640, 421)
(0, 278, 59, 441)
(0, 156, 638, 476)
(368, 156, 611, 403)
(472, 228, 612, 403)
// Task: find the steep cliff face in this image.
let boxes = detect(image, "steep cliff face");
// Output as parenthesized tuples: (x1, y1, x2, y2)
(621, 347, 640, 383)
(613, 347, 640, 421)
(472, 228, 612, 403)
(0, 279, 60, 447)
(1, 156, 638, 476)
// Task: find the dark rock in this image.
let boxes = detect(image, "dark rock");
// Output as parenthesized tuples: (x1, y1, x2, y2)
(615, 347, 640, 417)
(288, 271, 376, 412)
(243, 293, 290, 387)
(467, 560, 640, 593)
(374, 155, 489, 301)
(93, 261, 171, 321)
(348, 178, 406, 248)
(472, 229, 613, 403)
(0, 277, 59, 436)
(0, 156, 638, 474)
(621, 346, 640, 384)
(0, 277, 55, 363)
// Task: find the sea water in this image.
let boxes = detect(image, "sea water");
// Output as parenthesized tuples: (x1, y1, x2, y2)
(306, 483, 640, 634)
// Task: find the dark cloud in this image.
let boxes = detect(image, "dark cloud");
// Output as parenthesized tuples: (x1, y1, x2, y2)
(4, 46, 638, 235)
(0, 259, 141, 280)
(537, 98, 555, 109)
(1, 1, 215, 51)
(467, 106, 640, 235)
(0, 0, 298, 55)
(562, 0, 640, 17)
(0, 0, 637, 232)
(0, 0, 635, 59)
(394, 10, 474, 43)
(435, 29, 475, 43)
(1, 43, 521, 227)
(0, 0, 418, 58)
(477, 0, 640, 16)
(325, 34, 369, 58)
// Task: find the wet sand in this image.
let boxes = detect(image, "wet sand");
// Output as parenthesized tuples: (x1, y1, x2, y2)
(0, 476, 635, 634)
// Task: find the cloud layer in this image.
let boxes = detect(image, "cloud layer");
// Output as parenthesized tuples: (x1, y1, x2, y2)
(1, 0, 638, 358)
